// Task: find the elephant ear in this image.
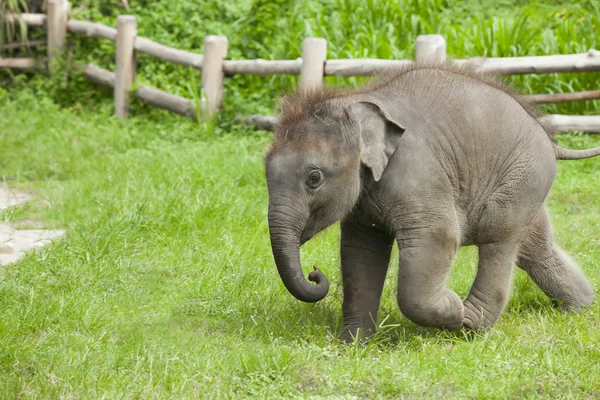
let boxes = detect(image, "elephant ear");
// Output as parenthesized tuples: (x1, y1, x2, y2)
(343, 101, 406, 182)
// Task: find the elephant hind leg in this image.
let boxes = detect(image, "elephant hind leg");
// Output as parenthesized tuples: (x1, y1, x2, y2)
(517, 209, 594, 312)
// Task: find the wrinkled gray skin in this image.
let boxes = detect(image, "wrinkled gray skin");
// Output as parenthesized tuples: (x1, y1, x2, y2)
(266, 65, 599, 342)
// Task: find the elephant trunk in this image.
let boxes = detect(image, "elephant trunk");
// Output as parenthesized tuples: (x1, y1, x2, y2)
(268, 205, 329, 303)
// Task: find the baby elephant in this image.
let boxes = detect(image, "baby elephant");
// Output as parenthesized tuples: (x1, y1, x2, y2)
(265, 63, 599, 341)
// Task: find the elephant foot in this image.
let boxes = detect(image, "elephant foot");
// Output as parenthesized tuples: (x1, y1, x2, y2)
(462, 299, 497, 330)
(552, 279, 595, 313)
(553, 290, 594, 313)
(339, 325, 376, 343)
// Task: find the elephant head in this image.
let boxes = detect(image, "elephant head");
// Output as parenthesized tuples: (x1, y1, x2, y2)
(265, 93, 405, 302)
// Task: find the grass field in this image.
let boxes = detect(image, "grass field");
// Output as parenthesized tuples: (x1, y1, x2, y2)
(2, 0, 600, 397)
(1, 86, 600, 397)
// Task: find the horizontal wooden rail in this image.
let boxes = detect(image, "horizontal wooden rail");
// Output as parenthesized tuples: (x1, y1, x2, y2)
(1, 40, 45, 50)
(325, 59, 412, 76)
(322, 50, 600, 76)
(84, 64, 199, 118)
(222, 50, 600, 77)
(3, 13, 47, 26)
(524, 90, 600, 104)
(223, 59, 302, 76)
(83, 64, 115, 86)
(225, 49, 600, 77)
(67, 19, 117, 41)
(236, 114, 279, 130)
(0, 57, 37, 69)
(135, 37, 204, 69)
(67, 20, 205, 69)
(471, 50, 600, 74)
(540, 115, 600, 134)
(238, 114, 278, 130)
(23, 13, 47, 26)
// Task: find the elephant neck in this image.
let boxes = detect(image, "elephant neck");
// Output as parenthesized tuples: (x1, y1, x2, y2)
(352, 170, 392, 232)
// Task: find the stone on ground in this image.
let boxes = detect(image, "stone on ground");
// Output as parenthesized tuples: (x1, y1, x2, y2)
(0, 186, 65, 266)
(0, 187, 32, 209)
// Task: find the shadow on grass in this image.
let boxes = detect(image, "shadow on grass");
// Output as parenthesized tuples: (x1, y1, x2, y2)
(171, 282, 572, 353)
(167, 251, 582, 354)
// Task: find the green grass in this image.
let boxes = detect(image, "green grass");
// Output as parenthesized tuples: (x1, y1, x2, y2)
(1, 0, 600, 397)
(1, 85, 600, 398)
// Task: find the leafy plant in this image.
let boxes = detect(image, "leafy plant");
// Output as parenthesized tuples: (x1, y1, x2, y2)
(0, 0, 29, 49)
(186, 68, 217, 137)
(3, 0, 600, 124)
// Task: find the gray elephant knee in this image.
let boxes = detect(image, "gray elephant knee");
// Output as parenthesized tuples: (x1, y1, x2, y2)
(397, 288, 464, 330)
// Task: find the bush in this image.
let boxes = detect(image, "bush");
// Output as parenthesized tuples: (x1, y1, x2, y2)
(2, 0, 599, 125)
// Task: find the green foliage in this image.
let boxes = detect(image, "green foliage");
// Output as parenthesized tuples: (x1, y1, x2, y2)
(240, 0, 294, 60)
(3, 0, 598, 120)
(0, 0, 29, 48)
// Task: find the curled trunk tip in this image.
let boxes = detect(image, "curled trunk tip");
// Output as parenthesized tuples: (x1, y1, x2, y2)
(308, 266, 327, 287)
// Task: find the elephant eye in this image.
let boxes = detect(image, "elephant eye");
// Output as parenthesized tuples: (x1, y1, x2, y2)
(306, 170, 324, 189)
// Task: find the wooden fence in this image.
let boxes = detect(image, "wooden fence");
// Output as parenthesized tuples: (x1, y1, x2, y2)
(2, 0, 600, 133)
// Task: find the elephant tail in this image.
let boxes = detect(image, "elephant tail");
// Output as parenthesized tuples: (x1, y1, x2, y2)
(553, 142, 600, 160)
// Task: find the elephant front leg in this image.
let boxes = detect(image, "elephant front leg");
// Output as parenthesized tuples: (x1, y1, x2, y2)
(340, 218, 394, 342)
(396, 227, 464, 330)
(463, 241, 519, 329)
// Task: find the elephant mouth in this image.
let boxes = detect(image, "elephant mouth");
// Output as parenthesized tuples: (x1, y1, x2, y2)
(300, 223, 324, 246)
(300, 231, 311, 246)
(300, 207, 330, 245)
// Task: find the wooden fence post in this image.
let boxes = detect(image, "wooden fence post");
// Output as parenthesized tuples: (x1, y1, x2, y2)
(202, 35, 228, 117)
(114, 15, 137, 118)
(47, 0, 68, 70)
(415, 34, 446, 64)
(300, 37, 327, 91)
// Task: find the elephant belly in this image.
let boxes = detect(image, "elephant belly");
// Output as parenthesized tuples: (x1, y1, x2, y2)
(455, 146, 556, 247)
